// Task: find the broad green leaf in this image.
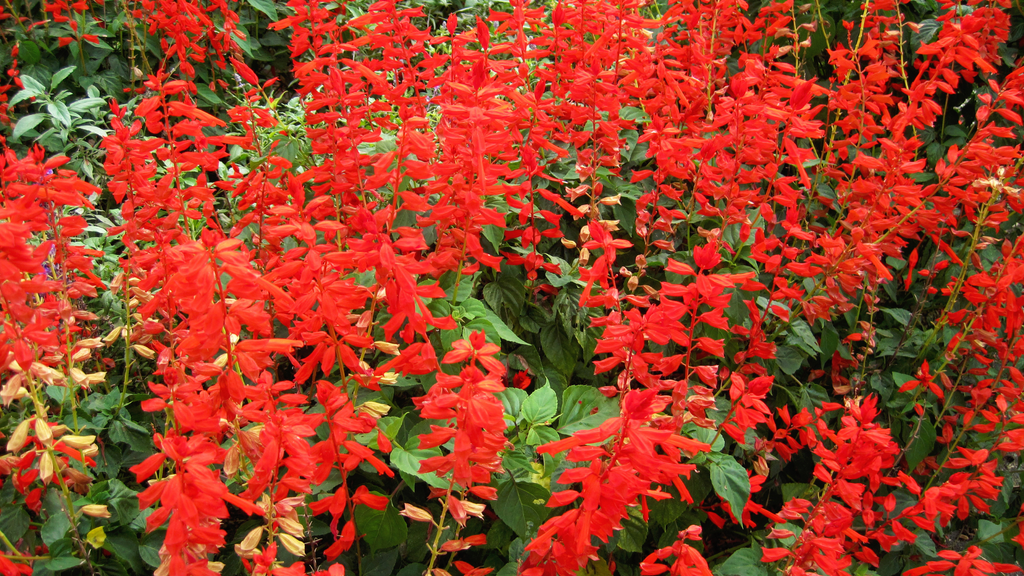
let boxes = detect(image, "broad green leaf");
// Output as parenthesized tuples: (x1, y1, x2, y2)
(905, 417, 936, 471)
(616, 507, 647, 553)
(522, 385, 557, 424)
(557, 386, 617, 434)
(46, 557, 83, 572)
(775, 345, 803, 375)
(12, 113, 47, 140)
(484, 308, 529, 345)
(246, 0, 278, 19)
(525, 425, 559, 446)
(0, 507, 29, 542)
(540, 324, 577, 375)
(41, 511, 71, 545)
(354, 501, 407, 553)
(790, 320, 821, 354)
(496, 388, 528, 423)
(709, 455, 750, 523)
(493, 478, 550, 539)
(390, 447, 449, 488)
(717, 546, 768, 576)
(882, 308, 912, 325)
(19, 41, 41, 65)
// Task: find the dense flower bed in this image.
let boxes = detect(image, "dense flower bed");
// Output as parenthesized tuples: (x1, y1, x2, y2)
(1, 0, 1024, 575)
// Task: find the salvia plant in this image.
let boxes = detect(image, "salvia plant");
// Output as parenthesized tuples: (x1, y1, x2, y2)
(0, 0, 1023, 575)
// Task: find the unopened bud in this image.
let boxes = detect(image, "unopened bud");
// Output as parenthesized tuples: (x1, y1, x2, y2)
(278, 516, 304, 538)
(131, 345, 156, 359)
(80, 504, 111, 518)
(61, 435, 96, 450)
(34, 419, 53, 446)
(7, 420, 30, 452)
(579, 248, 590, 266)
(239, 527, 263, 552)
(359, 401, 391, 418)
(278, 533, 305, 556)
(627, 276, 639, 291)
(374, 341, 400, 355)
(560, 239, 577, 249)
(598, 194, 621, 205)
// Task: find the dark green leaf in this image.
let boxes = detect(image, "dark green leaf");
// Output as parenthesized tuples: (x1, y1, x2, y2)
(717, 546, 768, 576)
(789, 320, 821, 354)
(0, 506, 30, 542)
(616, 508, 647, 553)
(20, 41, 41, 66)
(882, 308, 912, 325)
(493, 479, 550, 539)
(540, 324, 577, 375)
(45, 557, 83, 572)
(245, 0, 278, 19)
(709, 455, 750, 523)
(905, 418, 936, 471)
(41, 512, 71, 546)
(354, 501, 407, 553)
(775, 345, 803, 375)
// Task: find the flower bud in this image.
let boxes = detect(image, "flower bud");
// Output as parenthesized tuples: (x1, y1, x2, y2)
(239, 527, 263, 552)
(80, 504, 111, 518)
(7, 420, 30, 452)
(278, 533, 305, 556)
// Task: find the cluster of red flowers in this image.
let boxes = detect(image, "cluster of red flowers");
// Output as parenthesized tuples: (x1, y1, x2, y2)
(2, 0, 1024, 574)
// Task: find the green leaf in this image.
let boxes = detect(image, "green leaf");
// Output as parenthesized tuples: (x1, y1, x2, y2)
(820, 322, 839, 364)
(67, 98, 106, 113)
(46, 102, 72, 128)
(709, 455, 750, 523)
(354, 501, 407, 553)
(483, 308, 529, 345)
(46, 557, 83, 572)
(775, 345, 803, 375)
(496, 388, 528, 423)
(41, 512, 72, 545)
(51, 66, 77, 90)
(12, 113, 47, 140)
(19, 75, 46, 94)
(557, 386, 617, 434)
(905, 417, 936, 470)
(616, 507, 647, 553)
(540, 324, 577, 375)
(789, 320, 821, 354)
(19, 41, 41, 66)
(493, 478, 550, 539)
(245, 0, 278, 19)
(525, 425, 560, 446)
(522, 385, 557, 424)
(717, 546, 768, 576)
(882, 308, 912, 325)
(390, 447, 449, 489)
(0, 506, 29, 542)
